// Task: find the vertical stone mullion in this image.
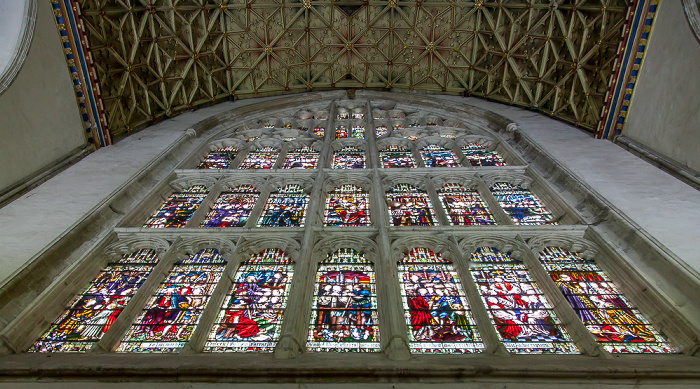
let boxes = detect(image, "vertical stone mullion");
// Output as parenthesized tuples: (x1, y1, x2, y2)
(425, 178, 450, 227)
(245, 180, 275, 229)
(184, 180, 223, 228)
(476, 180, 513, 225)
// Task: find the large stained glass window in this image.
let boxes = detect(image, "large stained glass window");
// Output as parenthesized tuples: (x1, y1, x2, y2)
(420, 144, 460, 167)
(239, 146, 278, 169)
(325, 184, 370, 227)
(117, 249, 226, 352)
(438, 183, 496, 225)
(490, 182, 555, 225)
(198, 146, 238, 169)
(386, 184, 437, 226)
(29, 249, 159, 353)
(201, 185, 259, 228)
(470, 247, 578, 354)
(398, 248, 483, 354)
(539, 247, 674, 353)
(307, 249, 380, 352)
(204, 249, 294, 352)
(143, 185, 208, 228)
(283, 146, 319, 169)
(379, 145, 416, 168)
(462, 142, 505, 166)
(332, 147, 366, 169)
(257, 184, 310, 227)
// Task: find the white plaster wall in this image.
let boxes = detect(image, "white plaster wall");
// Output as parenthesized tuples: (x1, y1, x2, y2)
(0, 1, 85, 193)
(623, 0, 700, 172)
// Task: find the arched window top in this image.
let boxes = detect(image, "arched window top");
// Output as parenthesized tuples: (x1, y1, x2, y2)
(0, 0, 36, 94)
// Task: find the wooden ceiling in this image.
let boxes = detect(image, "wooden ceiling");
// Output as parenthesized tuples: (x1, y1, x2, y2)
(75, 0, 630, 139)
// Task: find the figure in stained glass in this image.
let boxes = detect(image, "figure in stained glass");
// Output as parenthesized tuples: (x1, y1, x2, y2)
(332, 147, 366, 169)
(462, 142, 506, 166)
(313, 126, 325, 137)
(379, 145, 416, 168)
(204, 249, 294, 352)
(198, 146, 238, 169)
(385, 184, 436, 226)
(490, 182, 555, 225)
(201, 185, 259, 228)
(335, 125, 348, 139)
(283, 146, 319, 169)
(438, 183, 496, 225)
(421, 145, 460, 167)
(257, 184, 309, 227)
(239, 146, 278, 169)
(324, 184, 370, 227)
(307, 249, 380, 352)
(143, 185, 208, 228)
(351, 126, 365, 139)
(375, 126, 388, 137)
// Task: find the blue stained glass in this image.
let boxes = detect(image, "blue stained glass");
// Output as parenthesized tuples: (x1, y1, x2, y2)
(379, 145, 416, 168)
(462, 142, 505, 166)
(490, 182, 555, 225)
(421, 145, 460, 167)
(201, 185, 259, 228)
(283, 146, 319, 169)
(198, 146, 238, 169)
(375, 126, 388, 137)
(386, 184, 437, 226)
(257, 184, 310, 227)
(143, 185, 208, 228)
(332, 147, 366, 169)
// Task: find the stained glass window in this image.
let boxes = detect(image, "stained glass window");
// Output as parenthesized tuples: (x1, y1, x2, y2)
(351, 126, 365, 139)
(438, 183, 496, 225)
(462, 142, 506, 166)
(470, 247, 578, 354)
(538, 247, 674, 353)
(239, 146, 278, 169)
(379, 145, 416, 168)
(29, 249, 159, 353)
(351, 111, 364, 119)
(283, 146, 319, 169)
(117, 249, 226, 352)
(257, 184, 310, 227)
(197, 146, 238, 169)
(386, 184, 437, 226)
(204, 249, 294, 352)
(421, 145, 460, 167)
(392, 124, 405, 131)
(490, 182, 555, 225)
(201, 185, 259, 228)
(375, 126, 388, 137)
(335, 125, 348, 139)
(324, 184, 370, 227)
(307, 248, 380, 352)
(332, 147, 366, 169)
(143, 185, 208, 228)
(337, 111, 349, 120)
(398, 248, 483, 354)
(313, 126, 325, 137)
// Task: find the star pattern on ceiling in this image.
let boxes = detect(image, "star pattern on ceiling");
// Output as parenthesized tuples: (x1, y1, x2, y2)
(75, 0, 630, 139)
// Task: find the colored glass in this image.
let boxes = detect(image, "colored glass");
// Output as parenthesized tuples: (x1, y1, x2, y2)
(201, 185, 259, 228)
(325, 184, 370, 227)
(283, 146, 319, 169)
(143, 185, 208, 228)
(386, 184, 437, 226)
(462, 142, 505, 166)
(421, 145, 460, 167)
(313, 126, 325, 137)
(335, 125, 348, 139)
(490, 182, 555, 225)
(375, 126, 388, 137)
(257, 184, 310, 227)
(438, 183, 496, 225)
(332, 147, 366, 169)
(351, 126, 365, 139)
(379, 145, 416, 168)
(197, 146, 238, 169)
(239, 146, 278, 169)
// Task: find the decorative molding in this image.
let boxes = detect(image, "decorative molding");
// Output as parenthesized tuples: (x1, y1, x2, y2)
(683, 0, 700, 44)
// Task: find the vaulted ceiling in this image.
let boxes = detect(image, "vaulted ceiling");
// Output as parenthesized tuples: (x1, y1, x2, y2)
(76, 0, 630, 139)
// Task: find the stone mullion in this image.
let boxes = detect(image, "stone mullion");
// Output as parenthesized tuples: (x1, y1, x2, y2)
(180, 239, 244, 354)
(274, 142, 292, 170)
(515, 236, 610, 358)
(243, 179, 275, 229)
(450, 240, 510, 356)
(425, 177, 450, 227)
(91, 237, 184, 354)
(184, 180, 224, 228)
(319, 103, 337, 168)
(475, 180, 513, 226)
(364, 101, 378, 168)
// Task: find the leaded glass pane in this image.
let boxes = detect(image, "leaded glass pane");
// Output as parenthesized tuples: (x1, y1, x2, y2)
(29, 249, 159, 353)
(117, 249, 226, 352)
(198, 146, 238, 169)
(386, 184, 437, 226)
(438, 183, 496, 225)
(283, 146, 319, 169)
(143, 185, 208, 228)
(471, 247, 579, 354)
(335, 125, 348, 139)
(375, 126, 388, 137)
(539, 247, 674, 353)
(324, 184, 370, 227)
(379, 145, 416, 168)
(204, 249, 294, 352)
(239, 146, 278, 169)
(398, 248, 484, 354)
(351, 126, 365, 139)
(307, 249, 380, 352)
(257, 184, 310, 227)
(201, 185, 259, 228)
(490, 182, 555, 225)
(421, 145, 460, 167)
(462, 142, 505, 166)
(313, 126, 325, 137)
(332, 147, 366, 169)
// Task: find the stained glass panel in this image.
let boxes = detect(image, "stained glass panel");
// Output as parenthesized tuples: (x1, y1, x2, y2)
(197, 146, 238, 169)
(335, 125, 348, 139)
(351, 126, 365, 139)
(470, 247, 578, 354)
(143, 185, 208, 228)
(539, 247, 674, 353)
(351, 111, 364, 119)
(398, 248, 483, 354)
(324, 184, 370, 227)
(490, 182, 555, 225)
(117, 249, 226, 352)
(307, 249, 380, 352)
(257, 184, 310, 227)
(201, 185, 259, 228)
(332, 147, 366, 169)
(375, 126, 388, 137)
(29, 249, 159, 353)
(313, 126, 325, 137)
(379, 145, 416, 168)
(462, 143, 506, 166)
(239, 146, 278, 169)
(204, 249, 294, 352)
(421, 145, 460, 167)
(283, 146, 319, 169)
(438, 183, 496, 225)
(386, 184, 437, 226)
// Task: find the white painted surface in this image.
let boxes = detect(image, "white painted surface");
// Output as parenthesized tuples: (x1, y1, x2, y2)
(0, 0, 26, 77)
(624, 0, 700, 171)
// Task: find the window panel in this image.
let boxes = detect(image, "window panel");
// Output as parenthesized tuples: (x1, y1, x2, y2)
(351, 126, 365, 139)
(379, 145, 416, 168)
(462, 142, 505, 167)
(197, 146, 238, 169)
(283, 146, 319, 169)
(324, 184, 370, 227)
(313, 126, 325, 137)
(257, 184, 310, 227)
(438, 183, 496, 225)
(201, 185, 259, 228)
(307, 249, 380, 352)
(335, 125, 348, 139)
(420, 145, 460, 167)
(143, 185, 208, 228)
(386, 184, 437, 226)
(239, 146, 278, 169)
(490, 182, 555, 225)
(332, 147, 366, 169)
(375, 126, 388, 137)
